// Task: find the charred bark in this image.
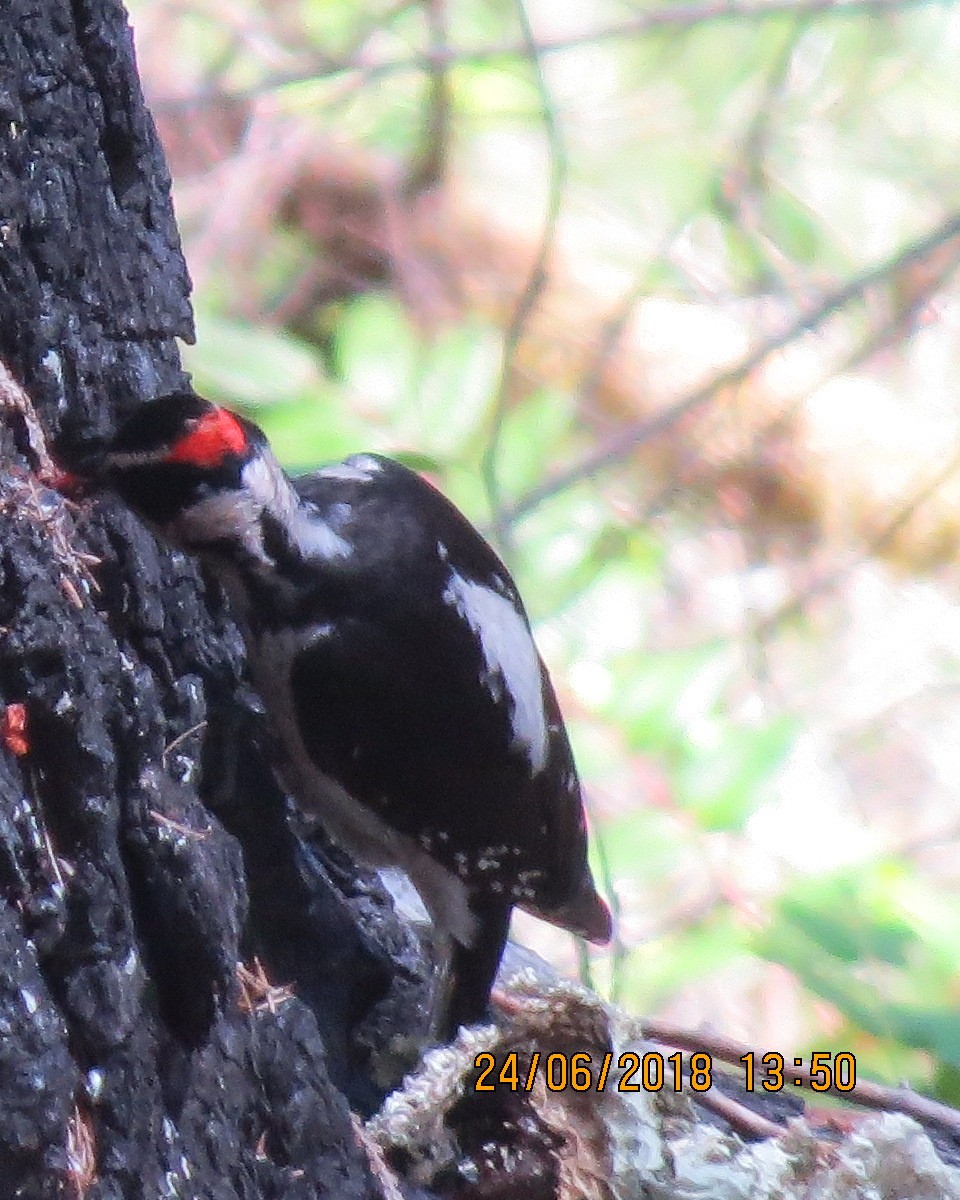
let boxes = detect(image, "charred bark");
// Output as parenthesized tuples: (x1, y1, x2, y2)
(0, 3, 430, 1196)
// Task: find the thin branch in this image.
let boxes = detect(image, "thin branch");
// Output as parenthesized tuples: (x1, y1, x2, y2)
(620, 245, 960, 677)
(637, 229, 960, 530)
(693, 1086, 787, 1140)
(162, 720, 208, 764)
(714, 18, 815, 304)
(574, 159, 758, 429)
(753, 441, 960, 638)
(404, 0, 452, 197)
(408, 0, 937, 66)
(642, 1019, 960, 1140)
(743, 243, 960, 635)
(574, 24, 807, 437)
(500, 209, 960, 526)
(480, 0, 567, 554)
(586, 814, 630, 1004)
(0, 357, 55, 478)
(154, 0, 945, 110)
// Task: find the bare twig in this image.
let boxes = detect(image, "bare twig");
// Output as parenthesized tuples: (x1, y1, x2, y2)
(0, 359, 55, 479)
(748, 439, 960, 638)
(155, 0, 944, 110)
(236, 958, 295, 1014)
(41, 820, 74, 893)
(583, 813, 629, 1004)
(376, 0, 939, 70)
(0, 469, 101, 600)
(162, 720, 208, 764)
(574, 176, 739, 430)
(737, 241, 960, 634)
(500, 209, 960, 526)
(0, 360, 103, 607)
(715, 19, 815, 304)
(636, 225, 960, 533)
(642, 1018, 960, 1140)
(352, 1114, 407, 1200)
(149, 810, 212, 841)
(693, 1086, 787, 1140)
(481, 0, 567, 555)
(65, 1103, 98, 1199)
(404, 0, 452, 198)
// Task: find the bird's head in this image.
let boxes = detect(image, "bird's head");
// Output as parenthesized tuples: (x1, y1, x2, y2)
(57, 391, 291, 559)
(95, 391, 258, 517)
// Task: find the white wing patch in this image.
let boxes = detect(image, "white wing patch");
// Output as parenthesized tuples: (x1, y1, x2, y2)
(316, 462, 377, 483)
(345, 454, 383, 474)
(442, 571, 549, 771)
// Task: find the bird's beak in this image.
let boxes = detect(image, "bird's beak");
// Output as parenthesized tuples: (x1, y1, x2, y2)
(47, 465, 84, 494)
(48, 431, 112, 496)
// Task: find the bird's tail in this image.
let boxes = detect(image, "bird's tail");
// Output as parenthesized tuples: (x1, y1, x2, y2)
(524, 874, 613, 945)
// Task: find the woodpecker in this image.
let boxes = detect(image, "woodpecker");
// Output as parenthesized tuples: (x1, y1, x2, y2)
(70, 391, 611, 1036)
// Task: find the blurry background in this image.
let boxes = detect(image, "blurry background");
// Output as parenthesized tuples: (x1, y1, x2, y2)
(128, 0, 960, 1099)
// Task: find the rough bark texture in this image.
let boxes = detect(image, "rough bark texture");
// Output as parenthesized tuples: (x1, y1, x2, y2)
(0, 3, 432, 1196)
(10, 6, 960, 1200)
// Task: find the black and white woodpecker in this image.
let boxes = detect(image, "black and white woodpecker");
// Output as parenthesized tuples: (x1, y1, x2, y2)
(68, 391, 611, 1036)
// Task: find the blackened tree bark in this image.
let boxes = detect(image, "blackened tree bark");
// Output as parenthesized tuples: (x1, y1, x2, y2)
(0, 2, 431, 1196)
(8, 6, 960, 1200)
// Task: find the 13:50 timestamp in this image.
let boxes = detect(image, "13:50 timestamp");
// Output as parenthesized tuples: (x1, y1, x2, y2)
(740, 1051, 856, 1092)
(471, 1049, 857, 1094)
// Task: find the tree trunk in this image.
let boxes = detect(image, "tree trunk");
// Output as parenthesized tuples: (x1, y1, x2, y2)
(12, 6, 960, 1200)
(0, 3, 428, 1196)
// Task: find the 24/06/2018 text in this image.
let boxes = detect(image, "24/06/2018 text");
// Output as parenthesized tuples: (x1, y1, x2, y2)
(473, 1050, 857, 1093)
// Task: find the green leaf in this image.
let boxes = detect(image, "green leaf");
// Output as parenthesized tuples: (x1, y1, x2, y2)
(676, 715, 797, 833)
(334, 294, 419, 415)
(185, 314, 325, 408)
(510, 488, 622, 618)
(254, 394, 368, 473)
(762, 190, 821, 265)
(396, 321, 501, 458)
(774, 865, 921, 968)
(494, 389, 576, 500)
(932, 1061, 960, 1108)
(758, 863, 960, 1065)
(334, 296, 500, 460)
(388, 450, 448, 476)
(889, 1008, 960, 1068)
(451, 63, 541, 121)
(598, 808, 691, 886)
(619, 909, 749, 1012)
(614, 644, 728, 757)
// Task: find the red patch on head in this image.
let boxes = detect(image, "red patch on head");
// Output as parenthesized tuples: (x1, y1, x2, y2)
(166, 407, 248, 468)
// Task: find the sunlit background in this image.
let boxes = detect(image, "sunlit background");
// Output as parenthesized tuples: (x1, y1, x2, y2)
(128, 0, 960, 1098)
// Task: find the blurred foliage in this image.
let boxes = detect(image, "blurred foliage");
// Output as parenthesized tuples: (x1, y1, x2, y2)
(133, 0, 960, 1103)
(760, 863, 960, 1068)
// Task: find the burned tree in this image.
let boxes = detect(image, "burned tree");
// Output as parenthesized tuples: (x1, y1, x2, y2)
(0, 3, 430, 1196)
